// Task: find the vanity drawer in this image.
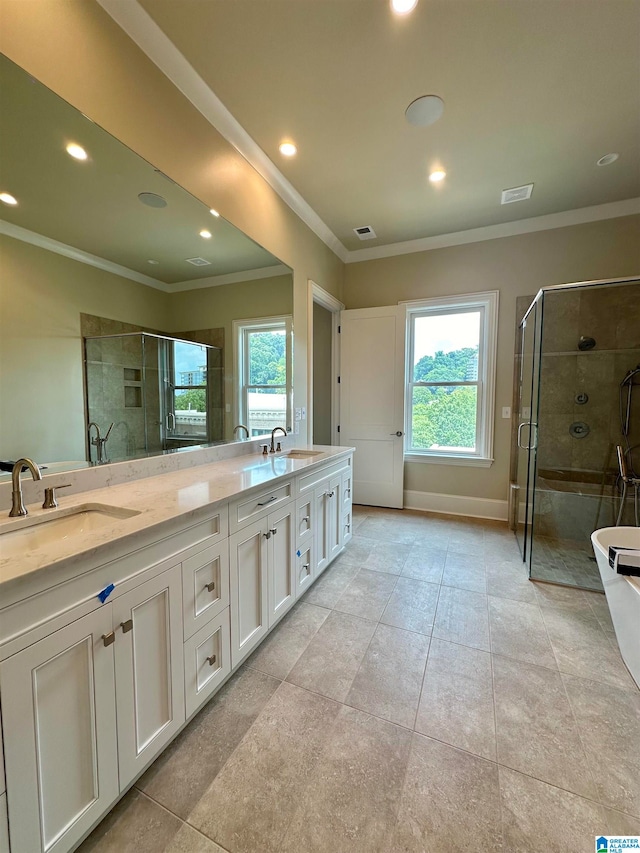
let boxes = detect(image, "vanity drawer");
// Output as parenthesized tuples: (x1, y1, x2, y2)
(295, 542, 314, 599)
(296, 457, 350, 496)
(184, 608, 231, 719)
(229, 480, 293, 533)
(295, 497, 313, 547)
(182, 540, 230, 641)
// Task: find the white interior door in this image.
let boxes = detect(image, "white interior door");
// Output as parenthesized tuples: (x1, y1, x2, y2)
(340, 306, 405, 508)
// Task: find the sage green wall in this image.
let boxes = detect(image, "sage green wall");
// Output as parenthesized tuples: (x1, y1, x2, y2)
(170, 275, 293, 437)
(344, 214, 640, 503)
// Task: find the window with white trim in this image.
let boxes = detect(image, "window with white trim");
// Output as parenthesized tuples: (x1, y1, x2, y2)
(234, 316, 293, 437)
(404, 291, 498, 466)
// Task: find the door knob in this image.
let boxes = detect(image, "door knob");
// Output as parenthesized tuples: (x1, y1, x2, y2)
(390, 431, 403, 436)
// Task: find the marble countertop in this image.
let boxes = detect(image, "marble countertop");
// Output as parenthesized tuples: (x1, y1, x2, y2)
(0, 445, 353, 589)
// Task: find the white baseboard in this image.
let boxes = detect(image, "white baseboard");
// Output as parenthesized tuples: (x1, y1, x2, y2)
(403, 489, 508, 521)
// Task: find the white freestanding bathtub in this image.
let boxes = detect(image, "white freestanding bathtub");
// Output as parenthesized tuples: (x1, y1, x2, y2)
(591, 527, 640, 689)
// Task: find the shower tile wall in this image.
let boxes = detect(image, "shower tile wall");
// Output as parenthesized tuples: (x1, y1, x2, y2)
(535, 282, 640, 545)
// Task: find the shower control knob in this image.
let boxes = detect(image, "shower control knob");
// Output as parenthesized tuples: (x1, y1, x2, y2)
(575, 392, 589, 405)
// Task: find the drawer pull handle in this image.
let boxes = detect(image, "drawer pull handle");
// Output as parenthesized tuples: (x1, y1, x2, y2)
(207, 654, 217, 666)
(270, 527, 277, 536)
(345, 523, 351, 531)
(264, 531, 271, 539)
(257, 496, 277, 506)
(102, 631, 115, 647)
(326, 490, 335, 498)
(346, 488, 351, 496)
(204, 581, 216, 592)
(303, 563, 310, 574)
(121, 619, 133, 633)
(302, 516, 310, 523)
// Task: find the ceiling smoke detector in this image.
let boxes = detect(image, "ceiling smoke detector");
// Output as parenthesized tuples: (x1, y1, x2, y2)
(353, 225, 377, 240)
(501, 184, 534, 205)
(185, 257, 211, 266)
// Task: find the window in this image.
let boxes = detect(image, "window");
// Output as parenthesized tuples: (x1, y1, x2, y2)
(404, 291, 498, 466)
(234, 316, 293, 437)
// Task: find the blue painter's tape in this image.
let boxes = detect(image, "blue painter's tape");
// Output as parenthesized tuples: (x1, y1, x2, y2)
(296, 549, 301, 557)
(97, 583, 115, 604)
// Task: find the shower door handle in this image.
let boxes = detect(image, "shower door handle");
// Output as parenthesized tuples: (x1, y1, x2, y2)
(166, 412, 176, 433)
(517, 422, 537, 450)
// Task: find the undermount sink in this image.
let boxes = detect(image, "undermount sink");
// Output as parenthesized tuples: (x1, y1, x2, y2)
(282, 450, 323, 458)
(0, 504, 141, 558)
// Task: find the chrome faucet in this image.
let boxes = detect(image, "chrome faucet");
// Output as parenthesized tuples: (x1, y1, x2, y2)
(9, 457, 42, 517)
(233, 424, 249, 439)
(89, 421, 114, 464)
(269, 426, 287, 453)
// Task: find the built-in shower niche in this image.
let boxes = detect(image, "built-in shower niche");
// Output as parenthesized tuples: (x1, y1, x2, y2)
(513, 278, 640, 591)
(84, 329, 222, 464)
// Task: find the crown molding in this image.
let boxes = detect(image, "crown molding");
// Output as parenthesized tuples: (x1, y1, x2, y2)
(96, 0, 349, 263)
(169, 264, 291, 293)
(0, 219, 169, 291)
(345, 197, 640, 263)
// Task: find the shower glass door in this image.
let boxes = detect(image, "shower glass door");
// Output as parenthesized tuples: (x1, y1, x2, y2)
(515, 295, 542, 563)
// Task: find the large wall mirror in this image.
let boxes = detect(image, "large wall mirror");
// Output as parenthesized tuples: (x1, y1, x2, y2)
(0, 53, 293, 477)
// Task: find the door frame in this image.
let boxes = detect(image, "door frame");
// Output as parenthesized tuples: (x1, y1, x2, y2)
(307, 280, 344, 445)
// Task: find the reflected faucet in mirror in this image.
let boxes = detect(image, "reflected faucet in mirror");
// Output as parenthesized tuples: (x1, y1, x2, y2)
(89, 422, 114, 464)
(9, 457, 42, 517)
(233, 424, 249, 439)
(269, 426, 288, 453)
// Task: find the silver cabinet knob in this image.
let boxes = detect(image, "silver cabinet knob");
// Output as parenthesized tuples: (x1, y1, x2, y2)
(270, 527, 277, 536)
(390, 431, 403, 436)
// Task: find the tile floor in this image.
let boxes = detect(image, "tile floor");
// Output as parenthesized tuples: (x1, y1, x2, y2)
(79, 507, 640, 853)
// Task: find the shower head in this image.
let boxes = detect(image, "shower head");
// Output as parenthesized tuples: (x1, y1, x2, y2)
(578, 336, 596, 351)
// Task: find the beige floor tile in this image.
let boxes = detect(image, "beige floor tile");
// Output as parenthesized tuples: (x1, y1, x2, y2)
(499, 767, 604, 853)
(563, 674, 640, 817)
(488, 596, 557, 669)
(302, 559, 360, 608)
(380, 576, 439, 634)
(334, 568, 398, 621)
(363, 541, 412, 574)
(415, 638, 496, 760)
(584, 592, 616, 635)
(533, 582, 593, 613)
(387, 734, 502, 852)
(601, 808, 640, 835)
(346, 623, 429, 728)
(492, 655, 596, 799)
(541, 606, 636, 689)
(280, 706, 412, 853)
(78, 789, 183, 852)
(441, 551, 487, 593)
(485, 559, 538, 603)
(286, 609, 377, 701)
(187, 682, 340, 853)
(401, 545, 447, 584)
(432, 585, 490, 651)
(246, 601, 329, 680)
(337, 534, 377, 564)
(137, 667, 280, 819)
(166, 825, 228, 853)
(357, 517, 418, 545)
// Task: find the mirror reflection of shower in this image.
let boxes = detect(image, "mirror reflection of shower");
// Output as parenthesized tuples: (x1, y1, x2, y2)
(84, 332, 223, 463)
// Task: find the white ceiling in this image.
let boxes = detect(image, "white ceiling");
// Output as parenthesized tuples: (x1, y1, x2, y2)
(102, 0, 640, 259)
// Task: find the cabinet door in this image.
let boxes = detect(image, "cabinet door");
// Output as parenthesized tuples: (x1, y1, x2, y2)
(295, 541, 314, 598)
(113, 564, 185, 789)
(267, 503, 295, 626)
(0, 607, 118, 853)
(184, 608, 231, 719)
(182, 540, 230, 641)
(313, 484, 330, 576)
(229, 519, 269, 667)
(327, 474, 344, 563)
(295, 496, 313, 548)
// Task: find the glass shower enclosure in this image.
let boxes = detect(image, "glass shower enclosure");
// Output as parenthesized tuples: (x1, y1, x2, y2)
(512, 277, 640, 591)
(84, 332, 223, 463)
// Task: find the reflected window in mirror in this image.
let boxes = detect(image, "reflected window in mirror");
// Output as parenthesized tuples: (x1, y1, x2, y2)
(164, 340, 209, 440)
(234, 317, 293, 437)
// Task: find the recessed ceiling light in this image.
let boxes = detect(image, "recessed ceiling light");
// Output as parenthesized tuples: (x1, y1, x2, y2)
(66, 143, 88, 161)
(429, 170, 446, 183)
(406, 95, 444, 127)
(0, 192, 18, 206)
(199, 230, 212, 239)
(279, 142, 297, 157)
(147, 259, 160, 265)
(209, 208, 220, 217)
(596, 153, 619, 166)
(391, 0, 418, 14)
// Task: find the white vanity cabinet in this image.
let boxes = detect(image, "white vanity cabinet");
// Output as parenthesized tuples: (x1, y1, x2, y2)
(0, 607, 119, 853)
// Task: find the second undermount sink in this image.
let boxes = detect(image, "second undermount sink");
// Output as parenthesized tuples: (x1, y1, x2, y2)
(282, 450, 323, 459)
(0, 504, 141, 558)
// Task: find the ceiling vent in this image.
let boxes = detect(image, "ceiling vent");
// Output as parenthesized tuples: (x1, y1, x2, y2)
(353, 225, 377, 240)
(185, 257, 211, 266)
(501, 184, 534, 205)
